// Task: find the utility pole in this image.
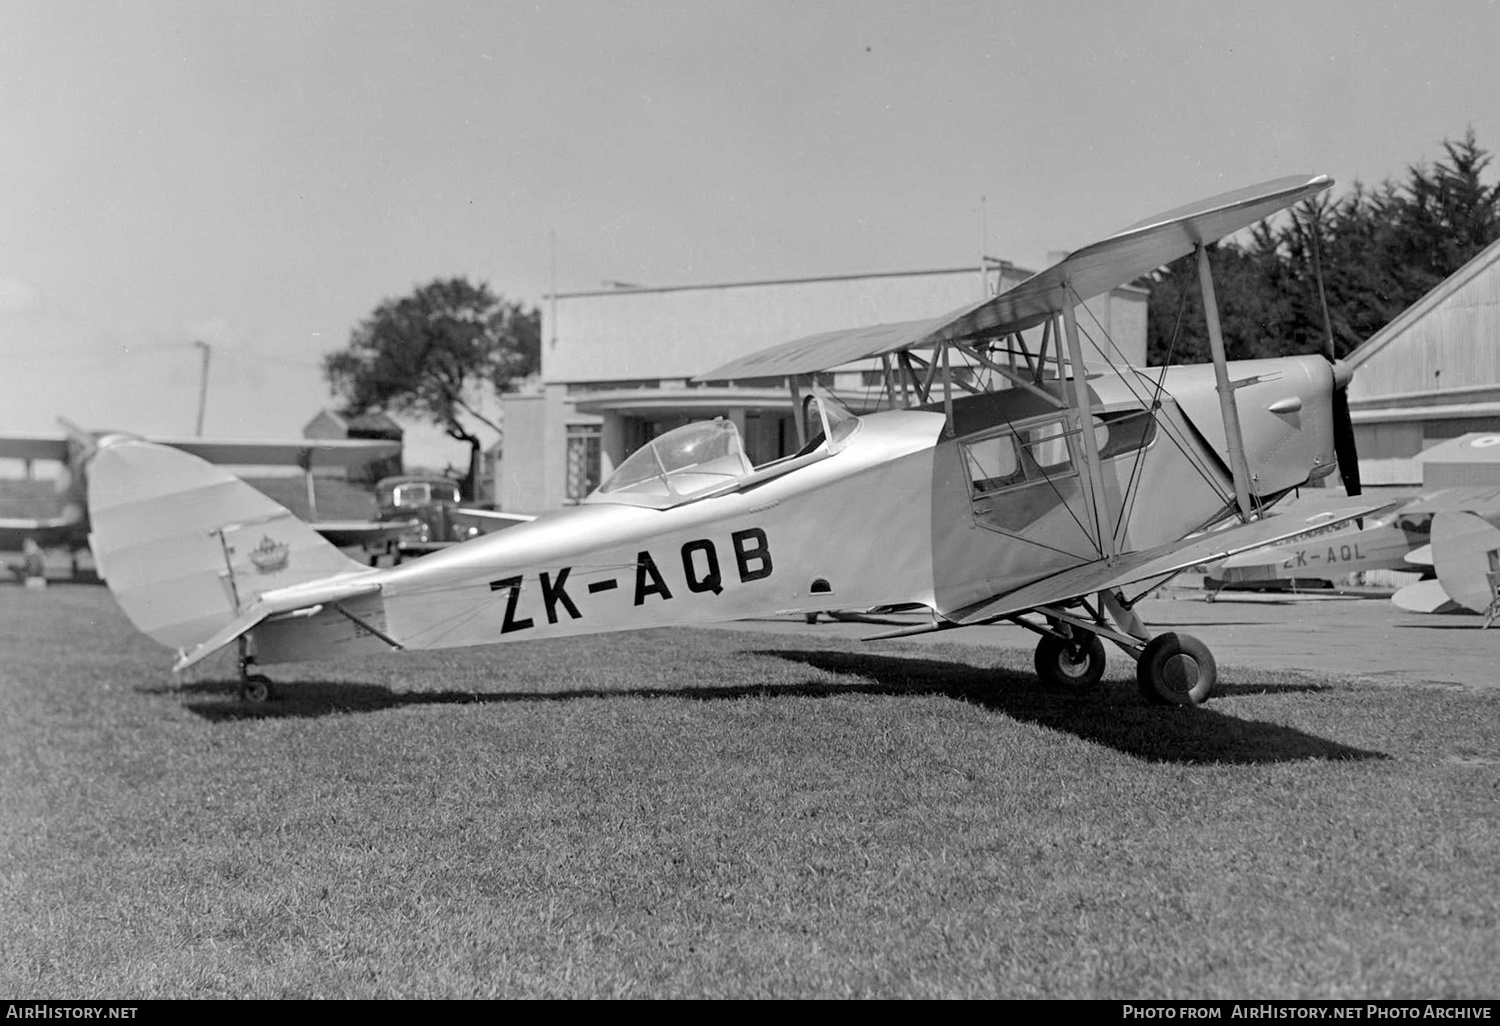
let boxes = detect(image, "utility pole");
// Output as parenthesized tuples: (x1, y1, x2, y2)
(193, 340, 211, 436)
(979, 196, 988, 297)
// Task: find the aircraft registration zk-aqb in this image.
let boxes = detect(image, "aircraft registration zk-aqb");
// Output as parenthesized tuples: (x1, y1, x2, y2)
(87, 174, 1389, 705)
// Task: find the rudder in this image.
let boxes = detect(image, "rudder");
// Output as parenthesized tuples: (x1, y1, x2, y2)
(87, 438, 368, 653)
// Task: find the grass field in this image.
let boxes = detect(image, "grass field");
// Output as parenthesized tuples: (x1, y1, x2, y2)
(2, 584, 1497, 999)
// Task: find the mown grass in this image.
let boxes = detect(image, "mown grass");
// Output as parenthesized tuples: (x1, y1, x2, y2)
(1, 586, 1497, 999)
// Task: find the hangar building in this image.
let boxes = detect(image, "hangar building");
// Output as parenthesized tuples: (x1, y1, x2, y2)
(497, 262, 1150, 514)
(1346, 236, 1500, 487)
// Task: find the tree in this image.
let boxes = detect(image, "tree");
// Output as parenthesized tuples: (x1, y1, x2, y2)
(1146, 130, 1500, 365)
(324, 277, 540, 500)
(1144, 240, 1289, 366)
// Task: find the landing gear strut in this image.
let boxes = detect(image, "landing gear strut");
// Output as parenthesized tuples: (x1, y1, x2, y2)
(236, 636, 275, 703)
(1020, 591, 1219, 705)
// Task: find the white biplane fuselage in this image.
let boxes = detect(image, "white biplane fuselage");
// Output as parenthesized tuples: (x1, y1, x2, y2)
(86, 173, 1388, 705)
(90, 355, 1343, 668)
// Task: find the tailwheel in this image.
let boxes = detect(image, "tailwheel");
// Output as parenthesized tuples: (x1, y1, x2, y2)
(235, 635, 274, 703)
(239, 674, 274, 704)
(1136, 632, 1216, 706)
(1034, 631, 1106, 691)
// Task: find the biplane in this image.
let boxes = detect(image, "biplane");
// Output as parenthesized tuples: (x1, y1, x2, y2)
(1207, 433, 1500, 609)
(85, 174, 1389, 704)
(1, 420, 406, 574)
(1391, 503, 1500, 622)
(1203, 500, 1426, 596)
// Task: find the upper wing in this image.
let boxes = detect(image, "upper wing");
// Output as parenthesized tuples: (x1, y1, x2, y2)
(0, 517, 85, 549)
(0, 434, 70, 461)
(946, 494, 1397, 626)
(146, 436, 402, 468)
(698, 174, 1332, 381)
(2, 430, 399, 469)
(693, 307, 984, 382)
(1392, 485, 1500, 517)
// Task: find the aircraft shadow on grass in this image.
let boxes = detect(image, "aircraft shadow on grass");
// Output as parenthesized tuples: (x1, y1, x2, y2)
(760, 649, 1385, 765)
(158, 647, 1384, 765)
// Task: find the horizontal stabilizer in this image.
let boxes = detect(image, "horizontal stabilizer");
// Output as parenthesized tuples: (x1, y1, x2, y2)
(172, 577, 383, 671)
(1391, 578, 1461, 615)
(1404, 544, 1434, 567)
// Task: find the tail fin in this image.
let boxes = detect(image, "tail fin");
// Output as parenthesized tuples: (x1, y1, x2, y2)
(87, 438, 368, 653)
(1431, 511, 1500, 616)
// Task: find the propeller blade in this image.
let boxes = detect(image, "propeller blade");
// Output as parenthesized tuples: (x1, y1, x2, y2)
(1306, 204, 1362, 497)
(1332, 385, 1361, 497)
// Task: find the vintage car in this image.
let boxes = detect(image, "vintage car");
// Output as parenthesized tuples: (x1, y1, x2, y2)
(366, 475, 533, 563)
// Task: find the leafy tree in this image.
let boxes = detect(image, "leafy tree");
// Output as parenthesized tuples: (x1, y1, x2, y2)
(1144, 239, 1289, 366)
(1146, 130, 1500, 366)
(324, 277, 540, 500)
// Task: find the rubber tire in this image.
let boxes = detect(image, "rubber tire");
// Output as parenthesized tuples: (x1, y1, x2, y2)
(1136, 632, 1216, 706)
(240, 674, 275, 703)
(1034, 632, 1106, 691)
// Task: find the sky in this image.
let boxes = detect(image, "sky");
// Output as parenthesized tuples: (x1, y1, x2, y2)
(3, 0, 1499, 472)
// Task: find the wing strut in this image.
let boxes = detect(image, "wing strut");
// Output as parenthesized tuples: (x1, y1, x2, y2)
(1195, 242, 1256, 522)
(1059, 290, 1115, 559)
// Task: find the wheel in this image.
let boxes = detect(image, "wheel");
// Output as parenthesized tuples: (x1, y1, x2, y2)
(1136, 632, 1216, 706)
(239, 674, 274, 703)
(805, 612, 819, 624)
(1034, 632, 1106, 690)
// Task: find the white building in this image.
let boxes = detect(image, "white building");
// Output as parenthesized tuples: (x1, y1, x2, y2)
(497, 262, 1149, 514)
(1347, 236, 1500, 486)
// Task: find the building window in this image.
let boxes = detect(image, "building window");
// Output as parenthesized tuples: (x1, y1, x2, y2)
(566, 424, 603, 502)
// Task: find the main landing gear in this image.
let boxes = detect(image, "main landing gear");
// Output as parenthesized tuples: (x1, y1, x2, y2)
(1022, 590, 1218, 705)
(1134, 632, 1216, 706)
(236, 636, 275, 704)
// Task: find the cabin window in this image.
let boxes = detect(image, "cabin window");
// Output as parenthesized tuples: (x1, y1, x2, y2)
(960, 416, 1082, 500)
(962, 435, 1023, 495)
(1093, 409, 1158, 461)
(1022, 420, 1073, 474)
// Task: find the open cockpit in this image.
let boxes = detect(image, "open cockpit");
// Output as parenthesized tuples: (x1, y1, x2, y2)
(584, 388, 863, 510)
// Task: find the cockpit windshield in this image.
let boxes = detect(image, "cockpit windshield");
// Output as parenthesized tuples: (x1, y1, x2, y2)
(587, 419, 755, 509)
(585, 389, 862, 510)
(799, 384, 859, 455)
